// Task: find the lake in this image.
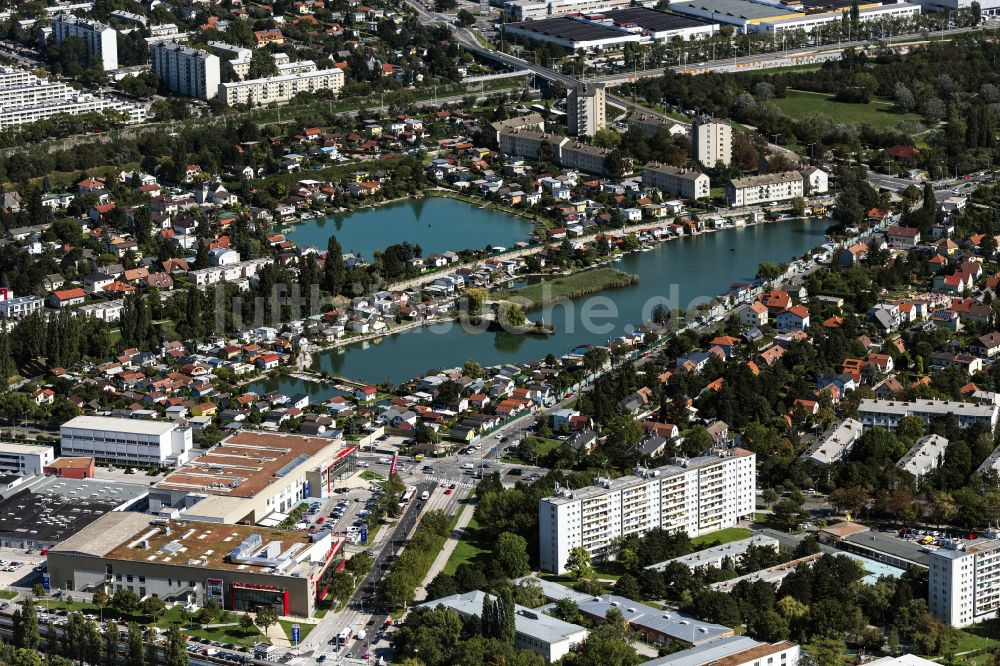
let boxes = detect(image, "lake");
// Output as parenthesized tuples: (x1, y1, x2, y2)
(307, 217, 829, 385)
(285, 197, 536, 257)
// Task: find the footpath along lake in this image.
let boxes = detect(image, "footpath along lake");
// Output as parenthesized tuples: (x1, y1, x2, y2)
(285, 197, 536, 256)
(298, 211, 829, 385)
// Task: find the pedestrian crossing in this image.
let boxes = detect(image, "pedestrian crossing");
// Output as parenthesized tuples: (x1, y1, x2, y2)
(424, 476, 476, 488)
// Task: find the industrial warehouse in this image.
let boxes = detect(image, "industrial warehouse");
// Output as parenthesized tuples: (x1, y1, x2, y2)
(504, 8, 717, 52)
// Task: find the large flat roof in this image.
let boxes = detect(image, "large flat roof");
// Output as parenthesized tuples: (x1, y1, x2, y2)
(61, 415, 178, 436)
(637, 636, 767, 666)
(0, 442, 54, 456)
(600, 7, 713, 31)
(155, 431, 346, 498)
(577, 594, 732, 645)
(100, 519, 328, 576)
(506, 16, 628, 41)
(672, 0, 797, 20)
(0, 477, 148, 544)
(842, 530, 932, 567)
(646, 535, 779, 571)
(418, 591, 587, 645)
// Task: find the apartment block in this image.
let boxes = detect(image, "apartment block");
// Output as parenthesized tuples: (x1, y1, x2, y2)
(691, 116, 731, 167)
(725, 171, 804, 207)
(187, 257, 273, 287)
(498, 128, 565, 161)
(858, 398, 999, 431)
(219, 67, 344, 107)
(929, 539, 1000, 627)
(896, 434, 949, 478)
(642, 162, 710, 200)
(0, 295, 45, 319)
(151, 43, 220, 100)
(567, 84, 606, 137)
(0, 67, 145, 129)
(539, 449, 755, 574)
(560, 141, 614, 175)
(52, 14, 118, 70)
(0, 442, 55, 475)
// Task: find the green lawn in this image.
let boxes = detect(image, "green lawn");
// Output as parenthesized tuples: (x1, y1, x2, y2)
(38, 599, 267, 646)
(182, 623, 262, 647)
(770, 90, 922, 129)
(361, 470, 384, 481)
(501, 268, 638, 309)
(279, 619, 315, 645)
(502, 436, 561, 464)
(691, 527, 753, 548)
(443, 517, 487, 575)
(949, 619, 1000, 654)
(0, 590, 17, 600)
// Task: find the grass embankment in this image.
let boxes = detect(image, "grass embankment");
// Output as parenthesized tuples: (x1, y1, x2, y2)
(770, 90, 922, 129)
(503, 268, 638, 309)
(443, 516, 487, 576)
(279, 619, 315, 644)
(691, 527, 753, 548)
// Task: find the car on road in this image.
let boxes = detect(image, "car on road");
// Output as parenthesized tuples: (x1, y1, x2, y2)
(444, 488, 452, 494)
(461, 463, 474, 469)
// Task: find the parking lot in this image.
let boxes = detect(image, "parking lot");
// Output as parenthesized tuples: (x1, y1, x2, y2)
(292, 483, 387, 546)
(0, 546, 47, 590)
(91, 465, 167, 485)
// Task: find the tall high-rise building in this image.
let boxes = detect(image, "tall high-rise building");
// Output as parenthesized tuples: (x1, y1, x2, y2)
(691, 115, 732, 167)
(929, 539, 1000, 627)
(52, 14, 118, 71)
(151, 43, 221, 100)
(566, 83, 606, 137)
(539, 449, 756, 574)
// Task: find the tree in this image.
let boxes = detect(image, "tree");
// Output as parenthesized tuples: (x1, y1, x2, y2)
(762, 488, 779, 508)
(566, 546, 593, 579)
(803, 637, 847, 666)
(163, 626, 188, 666)
(103, 620, 120, 666)
(756, 261, 785, 281)
(125, 623, 144, 666)
(771, 497, 808, 531)
(593, 128, 622, 149)
(464, 288, 488, 314)
(247, 50, 279, 79)
(456, 8, 476, 26)
(238, 614, 256, 633)
(829, 486, 870, 518)
(323, 235, 345, 295)
(141, 596, 166, 621)
(496, 532, 531, 578)
(575, 607, 640, 666)
(254, 606, 278, 634)
(498, 302, 527, 328)
(112, 589, 141, 615)
(21, 597, 39, 650)
(790, 197, 806, 217)
(32, 583, 45, 599)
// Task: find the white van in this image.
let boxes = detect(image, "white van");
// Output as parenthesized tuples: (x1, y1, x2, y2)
(356, 629, 367, 641)
(420, 491, 430, 501)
